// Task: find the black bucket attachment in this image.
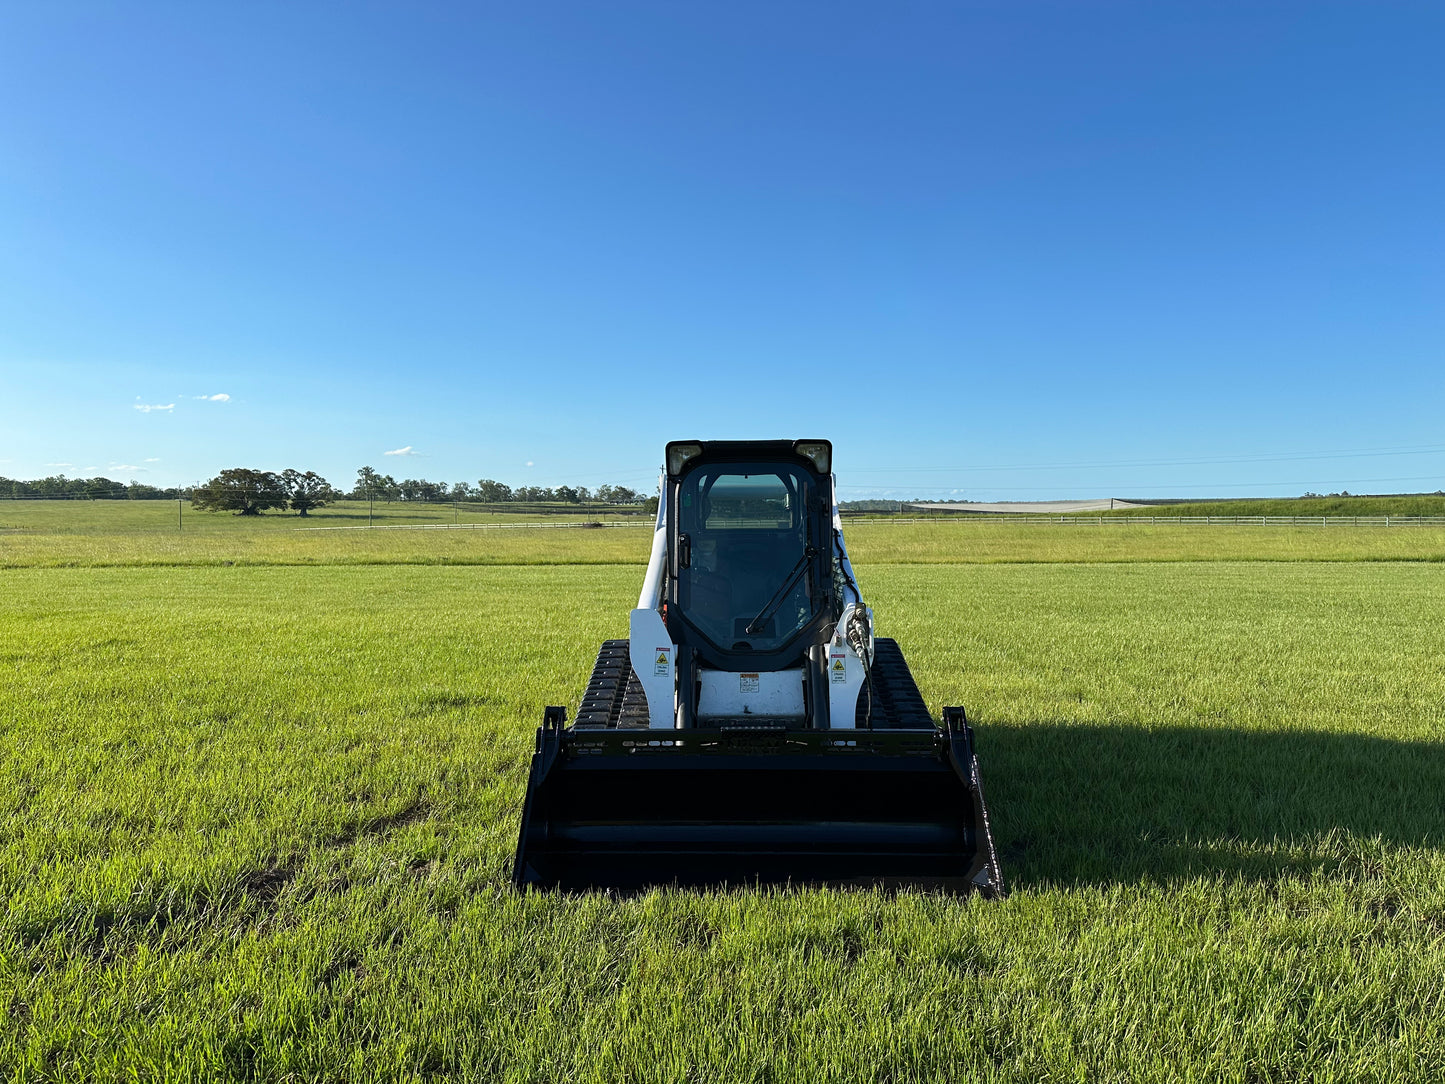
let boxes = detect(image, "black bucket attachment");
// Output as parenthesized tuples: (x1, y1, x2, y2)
(512, 707, 1002, 895)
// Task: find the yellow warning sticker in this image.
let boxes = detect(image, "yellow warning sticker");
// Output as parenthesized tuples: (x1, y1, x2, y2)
(829, 654, 847, 684)
(654, 650, 670, 676)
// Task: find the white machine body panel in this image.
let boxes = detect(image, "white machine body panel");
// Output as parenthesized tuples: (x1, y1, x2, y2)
(629, 607, 677, 730)
(825, 602, 874, 730)
(697, 667, 805, 721)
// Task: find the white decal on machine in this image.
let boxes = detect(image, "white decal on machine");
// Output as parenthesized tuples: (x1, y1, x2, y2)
(830, 654, 847, 684)
(654, 648, 671, 676)
(740, 673, 760, 694)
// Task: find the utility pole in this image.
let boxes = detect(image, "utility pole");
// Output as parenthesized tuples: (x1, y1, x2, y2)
(178, 498, 183, 530)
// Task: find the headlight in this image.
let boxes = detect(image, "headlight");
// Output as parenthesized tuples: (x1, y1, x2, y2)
(792, 440, 831, 475)
(666, 442, 704, 475)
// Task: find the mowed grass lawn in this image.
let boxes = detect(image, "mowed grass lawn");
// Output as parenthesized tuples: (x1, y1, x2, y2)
(1, 515, 1444, 1081)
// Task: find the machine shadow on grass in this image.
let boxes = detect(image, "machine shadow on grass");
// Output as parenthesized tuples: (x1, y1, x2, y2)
(980, 722, 1445, 889)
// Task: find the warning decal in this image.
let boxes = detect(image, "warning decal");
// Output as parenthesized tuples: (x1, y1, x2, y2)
(740, 673, 760, 694)
(829, 654, 847, 684)
(654, 649, 670, 676)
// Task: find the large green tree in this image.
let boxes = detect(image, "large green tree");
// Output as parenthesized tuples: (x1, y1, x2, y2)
(282, 469, 336, 516)
(191, 469, 288, 515)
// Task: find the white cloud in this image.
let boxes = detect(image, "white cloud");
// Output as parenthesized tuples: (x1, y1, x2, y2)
(144, 457, 161, 463)
(206, 393, 230, 401)
(134, 403, 175, 413)
(525, 460, 535, 467)
(112, 464, 141, 472)
(45, 462, 74, 468)
(384, 445, 418, 456)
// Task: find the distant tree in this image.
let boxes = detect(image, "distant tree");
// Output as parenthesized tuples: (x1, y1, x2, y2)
(282, 469, 336, 516)
(31, 474, 77, 498)
(449, 481, 473, 501)
(355, 465, 381, 499)
(476, 479, 512, 502)
(192, 469, 288, 515)
(554, 485, 581, 503)
(351, 466, 399, 502)
(82, 477, 126, 499)
(394, 478, 444, 502)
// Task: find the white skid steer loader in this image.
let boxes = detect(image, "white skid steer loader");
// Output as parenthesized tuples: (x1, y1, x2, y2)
(512, 439, 1002, 894)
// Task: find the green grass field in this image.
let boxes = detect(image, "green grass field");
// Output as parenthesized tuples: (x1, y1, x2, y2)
(0, 498, 647, 534)
(4, 499, 1445, 570)
(2, 507, 1443, 1080)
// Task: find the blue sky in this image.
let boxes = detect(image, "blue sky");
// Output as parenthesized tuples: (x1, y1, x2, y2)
(2, 2, 1440, 500)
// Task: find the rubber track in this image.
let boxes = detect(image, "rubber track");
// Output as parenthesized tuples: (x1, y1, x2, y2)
(858, 637, 935, 729)
(574, 639, 650, 729)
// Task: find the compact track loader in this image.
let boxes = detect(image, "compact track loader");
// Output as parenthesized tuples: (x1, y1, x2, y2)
(512, 439, 1002, 894)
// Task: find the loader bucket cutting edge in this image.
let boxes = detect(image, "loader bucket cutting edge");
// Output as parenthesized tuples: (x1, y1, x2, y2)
(511, 719, 1003, 896)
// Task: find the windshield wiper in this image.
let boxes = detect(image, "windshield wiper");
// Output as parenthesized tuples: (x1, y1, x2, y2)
(745, 546, 816, 636)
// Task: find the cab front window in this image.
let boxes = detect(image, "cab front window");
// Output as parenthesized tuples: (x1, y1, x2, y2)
(676, 464, 816, 653)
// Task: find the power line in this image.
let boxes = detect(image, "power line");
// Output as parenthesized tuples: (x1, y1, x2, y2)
(843, 442, 1445, 476)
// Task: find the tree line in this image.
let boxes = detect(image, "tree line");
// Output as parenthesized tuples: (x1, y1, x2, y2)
(351, 466, 646, 506)
(0, 475, 188, 500)
(197, 467, 650, 515)
(1, 466, 653, 513)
